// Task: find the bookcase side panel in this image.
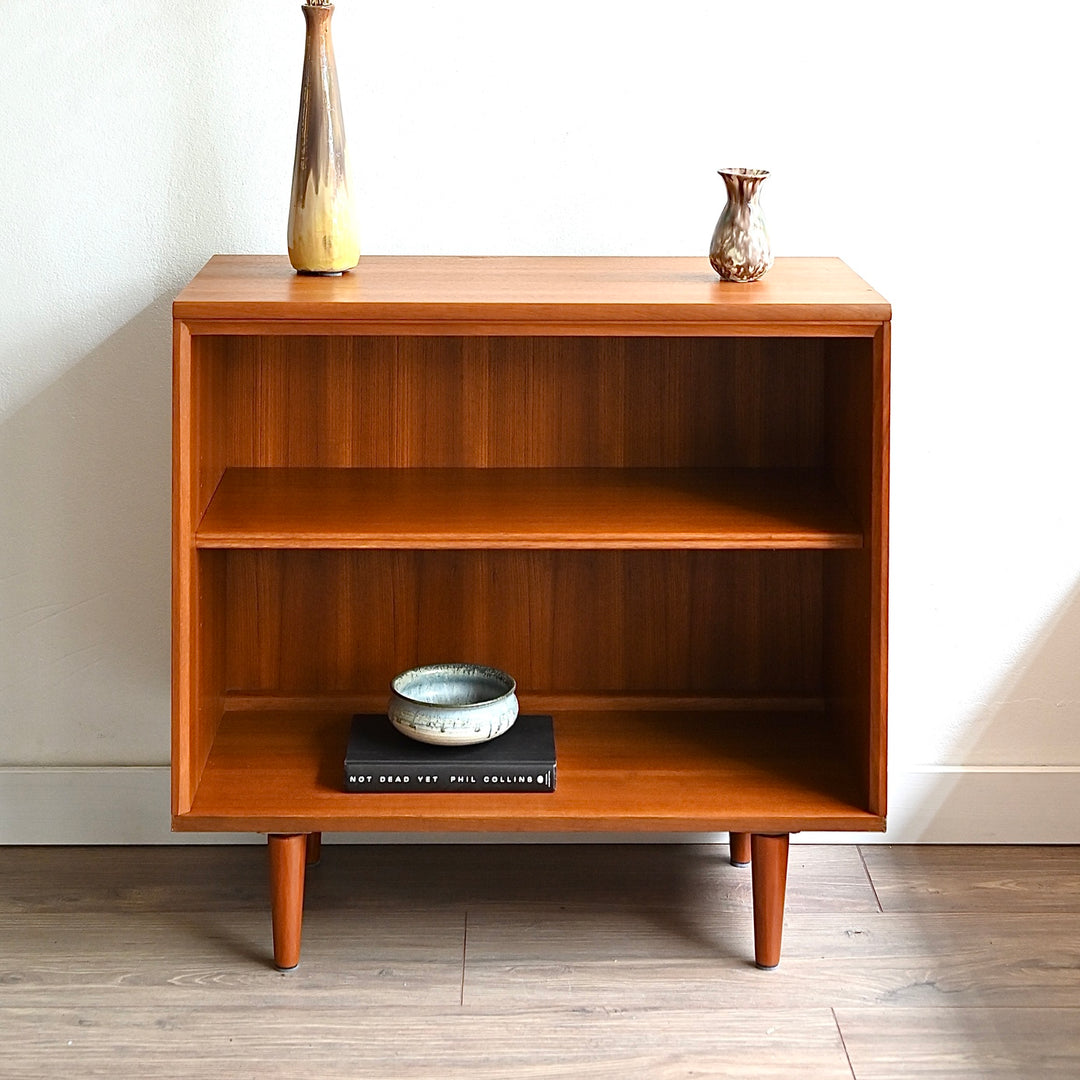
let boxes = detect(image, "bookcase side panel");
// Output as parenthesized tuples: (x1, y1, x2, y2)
(172, 320, 196, 814)
(869, 325, 889, 815)
(175, 328, 230, 815)
(822, 332, 888, 818)
(188, 551, 227, 811)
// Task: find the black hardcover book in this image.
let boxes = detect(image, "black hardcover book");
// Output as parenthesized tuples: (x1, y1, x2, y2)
(344, 714, 556, 793)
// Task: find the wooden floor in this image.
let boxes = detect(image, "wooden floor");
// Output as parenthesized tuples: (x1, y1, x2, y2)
(1, 844, 1079, 1078)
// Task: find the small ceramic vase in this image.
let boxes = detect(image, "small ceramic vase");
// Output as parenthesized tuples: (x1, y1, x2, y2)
(287, 1, 359, 275)
(709, 168, 773, 282)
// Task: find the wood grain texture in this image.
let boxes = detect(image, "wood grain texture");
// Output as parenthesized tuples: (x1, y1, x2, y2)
(867, 324, 890, 815)
(171, 320, 196, 814)
(835, 1007, 1080, 1078)
(462, 908, 1080, 1009)
(0, 1006, 855, 1080)
(751, 834, 790, 968)
(177, 710, 878, 833)
(3, 846, 1079, 1078)
(173, 256, 890, 971)
(173, 254, 891, 328)
(0, 910, 465, 1006)
(219, 548, 824, 698)
(862, 845, 1080, 913)
(196, 467, 862, 549)
(0, 843, 878, 916)
(195, 334, 827, 471)
(0, 845, 278, 914)
(730, 831, 752, 866)
(823, 331, 889, 816)
(4, 849, 1077, 1014)
(268, 834, 307, 969)
(174, 262, 887, 846)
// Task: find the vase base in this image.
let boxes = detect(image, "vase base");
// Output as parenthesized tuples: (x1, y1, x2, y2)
(713, 272, 770, 284)
(295, 269, 347, 277)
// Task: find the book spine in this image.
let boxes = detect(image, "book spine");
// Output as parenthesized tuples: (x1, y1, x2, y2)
(344, 765, 555, 793)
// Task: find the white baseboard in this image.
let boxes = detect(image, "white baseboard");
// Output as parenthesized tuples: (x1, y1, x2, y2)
(0, 768, 236, 845)
(2, 765, 1079, 845)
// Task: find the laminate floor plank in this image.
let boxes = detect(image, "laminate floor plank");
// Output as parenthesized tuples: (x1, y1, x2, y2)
(835, 1007, 1080, 1078)
(0, 910, 465, 1006)
(860, 845, 1080, 913)
(0, 1006, 855, 1080)
(0, 845, 271, 914)
(5, 846, 1080, 1075)
(462, 908, 1080, 1009)
(0, 842, 877, 915)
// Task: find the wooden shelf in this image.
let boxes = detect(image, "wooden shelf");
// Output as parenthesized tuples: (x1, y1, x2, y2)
(178, 707, 881, 834)
(196, 467, 863, 550)
(173, 255, 891, 332)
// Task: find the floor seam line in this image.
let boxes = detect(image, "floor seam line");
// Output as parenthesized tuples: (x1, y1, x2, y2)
(460, 910, 468, 1007)
(832, 1007, 858, 1080)
(857, 844, 884, 913)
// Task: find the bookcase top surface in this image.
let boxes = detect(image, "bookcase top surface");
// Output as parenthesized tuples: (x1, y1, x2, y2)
(173, 255, 890, 328)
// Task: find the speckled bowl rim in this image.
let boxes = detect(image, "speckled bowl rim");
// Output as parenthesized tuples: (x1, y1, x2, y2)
(390, 663, 517, 709)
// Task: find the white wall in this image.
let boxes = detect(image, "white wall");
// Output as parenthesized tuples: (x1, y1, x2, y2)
(2, 1, 1078, 842)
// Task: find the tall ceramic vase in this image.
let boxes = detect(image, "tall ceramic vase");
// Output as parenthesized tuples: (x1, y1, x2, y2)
(287, 1, 359, 275)
(709, 168, 773, 283)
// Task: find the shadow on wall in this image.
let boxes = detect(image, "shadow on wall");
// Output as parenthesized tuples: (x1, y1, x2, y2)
(891, 577, 1080, 842)
(0, 0, 283, 773)
(0, 295, 175, 766)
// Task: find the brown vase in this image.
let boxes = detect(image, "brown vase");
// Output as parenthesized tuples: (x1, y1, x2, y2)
(709, 168, 773, 283)
(287, 1, 359, 275)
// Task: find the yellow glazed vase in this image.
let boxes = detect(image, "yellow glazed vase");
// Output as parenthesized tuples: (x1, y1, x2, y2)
(287, 1, 359, 275)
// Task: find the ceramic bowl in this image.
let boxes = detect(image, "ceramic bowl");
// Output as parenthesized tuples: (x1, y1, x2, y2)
(388, 663, 519, 746)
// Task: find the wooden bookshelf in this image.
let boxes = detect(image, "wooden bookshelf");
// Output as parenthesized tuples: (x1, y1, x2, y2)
(182, 707, 877, 833)
(196, 467, 863, 549)
(173, 255, 890, 971)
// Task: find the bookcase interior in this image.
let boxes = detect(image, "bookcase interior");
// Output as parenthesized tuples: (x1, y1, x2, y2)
(177, 330, 880, 831)
(194, 333, 829, 477)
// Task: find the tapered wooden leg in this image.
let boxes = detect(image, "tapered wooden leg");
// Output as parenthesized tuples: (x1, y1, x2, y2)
(306, 832, 322, 867)
(750, 833, 789, 969)
(729, 831, 751, 867)
(268, 834, 307, 971)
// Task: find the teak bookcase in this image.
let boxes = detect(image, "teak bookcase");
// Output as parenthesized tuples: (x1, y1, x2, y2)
(172, 255, 890, 970)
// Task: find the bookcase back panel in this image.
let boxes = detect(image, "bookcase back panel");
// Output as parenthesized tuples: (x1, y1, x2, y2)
(196, 335, 826, 474)
(220, 549, 824, 698)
